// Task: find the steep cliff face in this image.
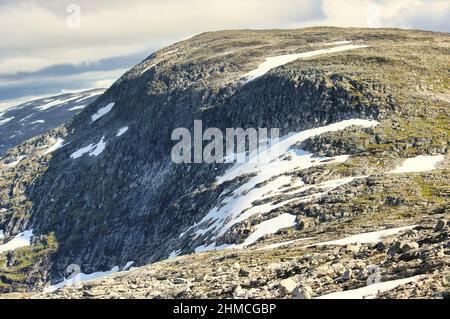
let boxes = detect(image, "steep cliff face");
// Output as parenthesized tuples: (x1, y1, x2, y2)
(0, 27, 448, 293)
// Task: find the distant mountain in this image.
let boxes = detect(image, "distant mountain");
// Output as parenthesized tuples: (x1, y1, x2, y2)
(0, 89, 104, 157)
(0, 28, 448, 299)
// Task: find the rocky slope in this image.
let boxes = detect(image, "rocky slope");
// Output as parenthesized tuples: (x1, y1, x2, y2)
(0, 27, 448, 298)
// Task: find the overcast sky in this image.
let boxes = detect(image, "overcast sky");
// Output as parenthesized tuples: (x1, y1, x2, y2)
(0, 0, 449, 104)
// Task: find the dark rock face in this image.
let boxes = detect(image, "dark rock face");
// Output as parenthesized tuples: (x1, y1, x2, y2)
(0, 89, 104, 157)
(0, 27, 449, 290)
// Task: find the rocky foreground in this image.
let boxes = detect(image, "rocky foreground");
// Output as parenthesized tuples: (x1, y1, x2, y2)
(26, 214, 447, 299)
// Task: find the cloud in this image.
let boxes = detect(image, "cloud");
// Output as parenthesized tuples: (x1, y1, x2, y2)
(0, 0, 320, 73)
(312, 0, 450, 30)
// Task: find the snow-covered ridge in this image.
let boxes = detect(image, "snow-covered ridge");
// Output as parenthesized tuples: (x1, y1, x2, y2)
(0, 230, 34, 254)
(389, 155, 444, 174)
(243, 43, 368, 83)
(180, 119, 379, 253)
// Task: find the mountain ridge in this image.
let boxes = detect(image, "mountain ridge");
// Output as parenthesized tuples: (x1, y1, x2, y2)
(0, 27, 448, 297)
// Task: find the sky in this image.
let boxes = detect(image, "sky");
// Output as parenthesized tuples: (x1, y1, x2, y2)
(0, 0, 449, 105)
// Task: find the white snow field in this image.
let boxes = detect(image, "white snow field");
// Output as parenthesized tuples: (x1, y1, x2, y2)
(243, 44, 368, 82)
(316, 275, 425, 299)
(182, 119, 379, 253)
(0, 230, 34, 254)
(70, 136, 106, 159)
(389, 155, 445, 174)
(307, 225, 417, 247)
(91, 103, 115, 122)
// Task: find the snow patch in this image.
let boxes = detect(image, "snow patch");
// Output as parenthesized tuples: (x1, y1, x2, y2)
(0, 230, 33, 254)
(91, 103, 115, 122)
(237, 214, 297, 248)
(0, 117, 14, 126)
(68, 105, 87, 111)
(75, 92, 103, 103)
(168, 250, 181, 259)
(31, 120, 45, 124)
(389, 155, 444, 174)
(45, 266, 120, 292)
(324, 40, 353, 46)
(70, 136, 106, 159)
(6, 156, 25, 167)
(316, 275, 425, 299)
(19, 114, 34, 123)
(44, 138, 65, 155)
(141, 63, 159, 74)
(308, 225, 417, 247)
(36, 95, 82, 111)
(116, 126, 129, 137)
(259, 237, 315, 250)
(243, 44, 368, 82)
(123, 261, 134, 270)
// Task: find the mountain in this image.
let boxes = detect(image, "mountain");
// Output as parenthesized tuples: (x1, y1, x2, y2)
(0, 89, 104, 157)
(0, 27, 448, 298)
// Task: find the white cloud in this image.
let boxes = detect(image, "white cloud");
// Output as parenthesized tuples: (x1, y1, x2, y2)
(304, 0, 450, 29)
(0, 0, 318, 74)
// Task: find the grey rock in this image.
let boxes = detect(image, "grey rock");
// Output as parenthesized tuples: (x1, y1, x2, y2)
(278, 278, 297, 296)
(435, 219, 447, 231)
(401, 242, 419, 253)
(292, 284, 313, 299)
(342, 269, 353, 281)
(173, 278, 189, 285)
